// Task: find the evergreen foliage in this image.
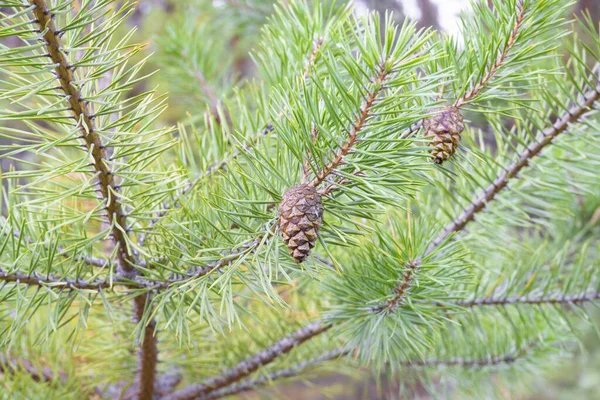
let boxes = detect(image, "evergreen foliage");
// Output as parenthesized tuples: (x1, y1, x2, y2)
(0, 0, 599, 398)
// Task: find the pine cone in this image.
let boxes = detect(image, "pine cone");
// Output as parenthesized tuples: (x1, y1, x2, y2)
(423, 106, 465, 164)
(278, 184, 324, 263)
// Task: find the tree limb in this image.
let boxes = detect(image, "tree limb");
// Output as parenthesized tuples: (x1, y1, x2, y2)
(426, 80, 600, 256)
(28, 2, 157, 398)
(377, 77, 600, 314)
(162, 321, 332, 400)
(200, 348, 347, 400)
(0, 268, 112, 290)
(455, 291, 600, 308)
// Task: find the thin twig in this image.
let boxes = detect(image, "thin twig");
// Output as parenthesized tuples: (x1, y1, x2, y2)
(371, 260, 419, 314)
(139, 37, 325, 247)
(7, 230, 109, 268)
(311, 63, 389, 188)
(454, 1, 526, 108)
(191, 342, 537, 400)
(454, 291, 600, 308)
(162, 321, 332, 400)
(399, 343, 537, 368)
(193, 68, 231, 127)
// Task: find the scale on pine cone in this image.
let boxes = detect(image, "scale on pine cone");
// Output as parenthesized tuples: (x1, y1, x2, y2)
(278, 184, 323, 263)
(423, 106, 465, 164)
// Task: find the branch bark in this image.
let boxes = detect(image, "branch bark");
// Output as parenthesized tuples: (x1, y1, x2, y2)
(0, 268, 112, 290)
(29, 2, 157, 398)
(163, 321, 331, 400)
(310, 64, 389, 188)
(455, 291, 600, 308)
(200, 348, 347, 400)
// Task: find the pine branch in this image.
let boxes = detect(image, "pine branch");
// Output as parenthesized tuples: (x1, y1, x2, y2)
(371, 260, 419, 314)
(311, 63, 389, 188)
(455, 291, 600, 308)
(0, 353, 66, 383)
(139, 37, 325, 247)
(27, 2, 158, 397)
(399, 343, 536, 368)
(200, 348, 348, 400)
(425, 79, 600, 256)
(0, 268, 112, 290)
(454, 0, 526, 108)
(375, 76, 600, 314)
(303, 37, 324, 79)
(196, 341, 538, 400)
(29, 0, 133, 277)
(163, 321, 332, 400)
(137, 124, 274, 247)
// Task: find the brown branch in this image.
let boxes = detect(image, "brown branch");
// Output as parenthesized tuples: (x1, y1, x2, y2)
(377, 78, 600, 314)
(0, 268, 112, 290)
(311, 65, 389, 188)
(371, 260, 419, 314)
(399, 343, 536, 368)
(303, 37, 324, 79)
(30, 0, 132, 276)
(454, 291, 600, 308)
(29, 2, 157, 398)
(184, 341, 537, 400)
(454, 1, 526, 108)
(138, 124, 274, 247)
(425, 80, 600, 256)
(163, 321, 332, 400)
(200, 347, 348, 400)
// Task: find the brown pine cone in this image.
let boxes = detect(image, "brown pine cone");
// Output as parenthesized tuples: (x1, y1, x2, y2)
(423, 106, 465, 164)
(278, 184, 324, 263)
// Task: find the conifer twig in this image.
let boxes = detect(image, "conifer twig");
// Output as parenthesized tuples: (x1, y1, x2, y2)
(7, 230, 109, 268)
(28, 2, 158, 398)
(139, 37, 325, 247)
(29, 0, 132, 275)
(193, 68, 231, 127)
(378, 77, 600, 314)
(178, 342, 538, 400)
(311, 63, 389, 188)
(399, 343, 537, 368)
(0, 268, 112, 290)
(426, 80, 600, 255)
(163, 321, 332, 400)
(453, 0, 526, 108)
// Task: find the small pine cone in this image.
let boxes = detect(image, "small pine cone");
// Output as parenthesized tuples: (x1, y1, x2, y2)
(423, 106, 465, 164)
(278, 184, 324, 263)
